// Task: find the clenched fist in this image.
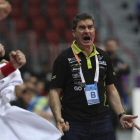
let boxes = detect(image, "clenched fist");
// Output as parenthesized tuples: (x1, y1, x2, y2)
(9, 50, 26, 69)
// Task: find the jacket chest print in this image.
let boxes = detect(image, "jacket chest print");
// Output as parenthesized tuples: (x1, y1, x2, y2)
(68, 57, 83, 88)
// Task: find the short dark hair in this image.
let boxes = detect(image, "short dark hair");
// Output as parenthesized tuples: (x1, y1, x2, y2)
(22, 88, 35, 94)
(104, 38, 117, 46)
(72, 13, 95, 30)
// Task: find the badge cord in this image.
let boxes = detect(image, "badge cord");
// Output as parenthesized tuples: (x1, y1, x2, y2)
(71, 45, 99, 84)
(71, 45, 85, 85)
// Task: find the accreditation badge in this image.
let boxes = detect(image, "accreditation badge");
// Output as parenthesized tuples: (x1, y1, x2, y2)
(85, 84, 100, 105)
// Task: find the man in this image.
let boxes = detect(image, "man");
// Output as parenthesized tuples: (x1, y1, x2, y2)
(105, 39, 130, 100)
(49, 13, 140, 140)
(11, 87, 35, 110)
(105, 38, 130, 140)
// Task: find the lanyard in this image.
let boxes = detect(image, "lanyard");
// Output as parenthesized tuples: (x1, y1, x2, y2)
(71, 45, 99, 85)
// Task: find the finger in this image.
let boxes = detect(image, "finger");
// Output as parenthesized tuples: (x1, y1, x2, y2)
(59, 127, 64, 136)
(62, 123, 69, 131)
(122, 125, 126, 130)
(63, 125, 69, 131)
(124, 122, 127, 130)
(59, 118, 69, 131)
(57, 125, 64, 136)
(65, 122, 70, 130)
(0, 44, 5, 55)
(16, 58, 26, 66)
(0, 59, 8, 64)
(0, 50, 5, 57)
(133, 122, 140, 130)
(129, 115, 138, 119)
(125, 121, 132, 128)
(0, 44, 3, 48)
(10, 51, 16, 56)
(16, 53, 25, 60)
(16, 50, 22, 54)
(123, 122, 126, 130)
(66, 121, 69, 125)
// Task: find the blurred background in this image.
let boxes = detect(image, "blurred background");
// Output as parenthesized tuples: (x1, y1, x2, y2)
(0, 0, 140, 140)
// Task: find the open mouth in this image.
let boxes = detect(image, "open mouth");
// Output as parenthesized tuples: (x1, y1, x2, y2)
(83, 36, 90, 41)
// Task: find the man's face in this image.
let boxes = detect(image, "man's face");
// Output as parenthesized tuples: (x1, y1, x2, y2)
(73, 19, 95, 48)
(106, 40, 117, 54)
(23, 91, 34, 104)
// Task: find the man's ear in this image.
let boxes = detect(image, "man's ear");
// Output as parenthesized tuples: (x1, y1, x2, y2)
(72, 30, 76, 38)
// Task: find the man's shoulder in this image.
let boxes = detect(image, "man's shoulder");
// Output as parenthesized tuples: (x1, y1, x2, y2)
(56, 47, 72, 59)
(96, 47, 109, 58)
(60, 47, 72, 56)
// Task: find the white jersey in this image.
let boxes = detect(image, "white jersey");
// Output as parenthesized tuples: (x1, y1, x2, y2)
(0, 63, 62, 140)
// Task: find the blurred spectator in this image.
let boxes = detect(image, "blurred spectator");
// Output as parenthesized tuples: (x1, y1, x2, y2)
(35, 80, 48, 96)
(14, 84, 26, 99)
(105, 38, 130, 100)
(11, 87, 35, 110)
(97, 44, 106, 51)
(29, 76, 38, 84)
(27, 94, 54, 123)
(136, 0, 140, 25)
(12, 78, 54, 122)
(25, 80, 36, 90)
(105, 38, 130, 140)
(24, 78, 54, 122)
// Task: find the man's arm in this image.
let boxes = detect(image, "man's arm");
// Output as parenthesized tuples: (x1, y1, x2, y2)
(106, 84, 125, 115)
(49, 88, 69, 135)
(107, 84, 140, 130)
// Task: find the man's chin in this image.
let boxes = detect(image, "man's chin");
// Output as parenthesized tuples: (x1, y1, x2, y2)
(82, 42, 92, 47)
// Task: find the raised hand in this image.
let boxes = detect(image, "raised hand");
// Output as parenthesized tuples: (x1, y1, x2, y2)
(9, 50, 26, 69)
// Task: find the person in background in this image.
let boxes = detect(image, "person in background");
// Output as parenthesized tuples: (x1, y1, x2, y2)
(97, 44, 106, 52)
(35, 80, 47, 96)
(136, 0, 140, 25)
(11, 87, 35, 110)
(29, 76, 38, 85)
(28, 94, 54, 122)
(49, 13, 140, 140)
(105, 38, 130, 103)
(105, 38, 130, 140)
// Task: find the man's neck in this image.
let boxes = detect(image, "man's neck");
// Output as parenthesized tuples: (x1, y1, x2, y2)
(110, 54, 116, 60)
(76, 43, 93, 56)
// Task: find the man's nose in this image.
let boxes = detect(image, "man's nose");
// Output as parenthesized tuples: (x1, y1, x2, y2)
(84, 28, 90, 33)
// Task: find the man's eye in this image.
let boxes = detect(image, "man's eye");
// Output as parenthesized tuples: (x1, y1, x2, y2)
(89, 26, 93, 29)
(80, 26, 84, 29)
